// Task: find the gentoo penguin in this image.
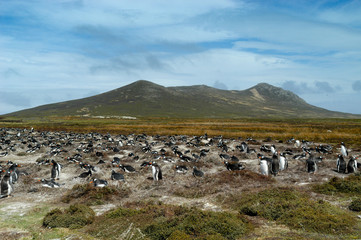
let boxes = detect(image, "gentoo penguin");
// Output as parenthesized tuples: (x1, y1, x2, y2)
(347, 156, 358, 173)
(279, 152, 288, 171)
(336, 154, 347, 173)
(40, 179, 60, 188)
(192, 166, 204, 177)
(270, 145, 276, 155)
(306, 152, 317, 173)
(150, 162, 162, 181)
(8, 163, 20, 184)
(340, 142, 348, 157)
(224, 161, 245, 171)
(270, 152, 280, 176)
(111, 170, 125, 181)
(51, 160, 61, 180)
(76, 169, 92, 179)
(175, 165, 188, 174)
(118, 164, 136, 173)
(91, 178, 108, 187)
(259, 156, 270, 176)
(0, 170, 13, 198)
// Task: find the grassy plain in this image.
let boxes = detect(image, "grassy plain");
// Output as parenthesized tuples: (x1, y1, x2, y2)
(1, 116, 361, 146)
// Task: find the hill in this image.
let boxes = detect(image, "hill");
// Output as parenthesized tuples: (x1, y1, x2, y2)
(5, 80, 359, 118)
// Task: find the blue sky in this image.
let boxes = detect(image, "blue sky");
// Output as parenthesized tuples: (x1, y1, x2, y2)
(1, 0, 361, 115)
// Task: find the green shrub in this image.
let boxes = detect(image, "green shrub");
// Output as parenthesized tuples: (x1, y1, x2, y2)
(43, 204, 95, 229)
(349, 198, 361, 212)
(86, 204, 252, 240)
(238, 187, 355, 234)
(313, 176, 361, 195)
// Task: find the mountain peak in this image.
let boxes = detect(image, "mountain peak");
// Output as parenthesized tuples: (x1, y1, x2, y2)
(6, 80, 358, 118)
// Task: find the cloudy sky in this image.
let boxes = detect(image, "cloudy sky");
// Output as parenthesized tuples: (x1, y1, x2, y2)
(1, 0, 361, 115)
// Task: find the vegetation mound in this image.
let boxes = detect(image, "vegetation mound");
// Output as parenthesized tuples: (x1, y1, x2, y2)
(236, 188, 355, 234)
(61, 183, 130, 205)
(43, 204, 95, 229)
(313, 175, 361, 195)
(86, 203, 252, 239)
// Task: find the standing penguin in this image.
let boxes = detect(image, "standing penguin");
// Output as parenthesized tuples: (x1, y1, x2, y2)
(279, 152, 288, 171)
(8, 163, 20, 184)
(336, 154, 347, 173)
(306, 152, 317, 173)
(150, 162, 162, 181)
(258, 154, 271, 176)
(51, 160, 61, 180)
(347, 156, 358, 174)
(341, 142, 348, 157)
(0, 170, 13, 198)
(270, 152, 280, 176)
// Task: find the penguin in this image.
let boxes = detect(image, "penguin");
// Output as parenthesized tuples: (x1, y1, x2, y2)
(192, 166, 204, 177)
(270, 145, 276, 155)
(8, 163, 20, 184)
(336, 154, 346, 173)
(76, 169, 92, 179)
(347, 156, 358, 174)
(259, 157, 270, 176)
(270, 152, 280, 176)
(0, 170, 13, 198)
(118, 164, 136, 173)
(111, 170, 125, 181)
(40, 179, 60, 188)
(51, 160, 61, 180)
(279, 152, 288, 171)
(91, 178, 108, 187)
(306, 152, 317, 173)
(224, 161, 245, 171)
(341, 142, 348, 157)
(175, 165, 188, 174)
(150, 162, 162, 181)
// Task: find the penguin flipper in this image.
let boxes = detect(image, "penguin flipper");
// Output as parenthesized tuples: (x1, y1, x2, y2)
(158, 169, 163, 180)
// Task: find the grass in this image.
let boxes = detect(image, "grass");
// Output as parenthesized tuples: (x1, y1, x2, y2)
(85, 203, 252, 240)
(313, 174, 361, 196)
(220, 187, 358, 236)
(61, 183, 131, 206)
(1, 117, 361, 145)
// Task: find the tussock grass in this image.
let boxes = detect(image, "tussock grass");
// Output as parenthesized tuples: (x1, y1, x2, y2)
(86, 203, 252, 240)
(222, 187, 356, 235)
(61, 183, 131, 206)
(2, 117, 361, 145)
(313, 175, 361, 196)
(43, 204, 95, 229)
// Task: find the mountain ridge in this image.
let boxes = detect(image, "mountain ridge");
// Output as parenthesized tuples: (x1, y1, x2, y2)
(4, 80, 360, 119)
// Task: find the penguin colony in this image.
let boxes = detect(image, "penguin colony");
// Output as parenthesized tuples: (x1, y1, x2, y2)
(0, 127, 360, 198)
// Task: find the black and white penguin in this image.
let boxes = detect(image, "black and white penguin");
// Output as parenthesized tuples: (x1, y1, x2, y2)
(150, 162, 162, 181)
(347, 156, 358, 173)
(8, 163, 20, 184)
(224, 161, 245, 171)
(0, 170, 13, 198)
(270, 145, 276, 155)
(192, 166, 204, 177)
(91, 178, 108, 187)
(175, 165, 188, 174)
(341, 142, 348, 157)
(51, 160, 61, 180)
(270, 152, 280, 176)
(259, 156, 270, 176)
(279, 152, 288, 171)
(118, 164, 136, 173)
(76, 169, 92, 179)
(306, 152, 317, 173)
(336, 154, 347, 173)
(111, 170, 125, 181)
(40, 179, 60, 188)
